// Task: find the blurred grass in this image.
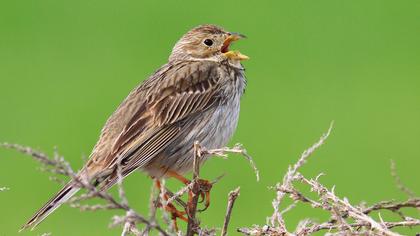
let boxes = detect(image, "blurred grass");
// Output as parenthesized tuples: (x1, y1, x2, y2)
(0, 0, 419, 235)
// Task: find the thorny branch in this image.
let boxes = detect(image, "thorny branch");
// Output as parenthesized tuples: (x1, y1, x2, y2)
(2, 143, 169, 235)
(222, 187, 241, 236)
(185, 142, 252, 236)
(200, 144, 260, 182)
(185, 142, 203, 236)
(238, 122, 420, 236)
(3, 122, 420, 235)
(1, 142, 254, 235)
(269, 122, 334, 231)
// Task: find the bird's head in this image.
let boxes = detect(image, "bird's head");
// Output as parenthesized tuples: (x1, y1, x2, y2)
(169, 24, 249, 62)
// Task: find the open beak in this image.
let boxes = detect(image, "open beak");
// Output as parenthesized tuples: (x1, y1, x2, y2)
(222, 32, 249, 61)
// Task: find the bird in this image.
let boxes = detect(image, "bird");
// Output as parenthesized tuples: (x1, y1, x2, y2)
(22, 24, 249, 230)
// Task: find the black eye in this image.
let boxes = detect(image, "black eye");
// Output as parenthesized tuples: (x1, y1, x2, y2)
(203, 39, 213, 46)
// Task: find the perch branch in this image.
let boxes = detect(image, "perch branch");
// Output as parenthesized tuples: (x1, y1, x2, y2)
(221, 187, 241, 236)
(238, 122, 420, 236)
(186, 142, 203, 236)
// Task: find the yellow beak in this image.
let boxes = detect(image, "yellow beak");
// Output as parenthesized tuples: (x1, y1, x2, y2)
(222, 32, 249, 61)
(223, 51, 250, 61)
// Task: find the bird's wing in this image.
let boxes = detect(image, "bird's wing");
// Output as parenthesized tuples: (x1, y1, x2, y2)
(94, 61, 223, 187)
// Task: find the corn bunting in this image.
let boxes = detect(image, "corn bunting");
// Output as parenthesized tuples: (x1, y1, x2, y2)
(23, 24, 249, 230)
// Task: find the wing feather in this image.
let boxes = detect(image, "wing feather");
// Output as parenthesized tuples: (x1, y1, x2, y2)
(95, 61, 223, 188)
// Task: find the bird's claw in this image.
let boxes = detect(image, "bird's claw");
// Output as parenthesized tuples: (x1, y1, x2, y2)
(196, 179, 212, 212)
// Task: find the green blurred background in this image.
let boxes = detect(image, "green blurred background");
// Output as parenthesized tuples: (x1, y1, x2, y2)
(1, 0, 420, 235)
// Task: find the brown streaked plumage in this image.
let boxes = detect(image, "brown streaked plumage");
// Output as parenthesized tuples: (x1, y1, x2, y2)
(22, 24, 249, 230)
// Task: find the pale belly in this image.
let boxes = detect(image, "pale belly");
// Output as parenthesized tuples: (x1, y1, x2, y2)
(143, 95, 241, 178)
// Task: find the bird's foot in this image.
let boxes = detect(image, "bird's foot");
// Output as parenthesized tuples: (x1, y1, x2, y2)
(188, 178, 212, 212)
(166, 170, 212, 212)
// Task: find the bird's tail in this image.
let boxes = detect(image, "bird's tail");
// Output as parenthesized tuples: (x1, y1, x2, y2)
(20, 181, 80, 231)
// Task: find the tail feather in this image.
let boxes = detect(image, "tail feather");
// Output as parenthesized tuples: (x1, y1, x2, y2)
(21, 181, 80, 231)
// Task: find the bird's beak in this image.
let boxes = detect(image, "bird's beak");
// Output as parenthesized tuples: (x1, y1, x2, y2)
(222, 32, 249, 61)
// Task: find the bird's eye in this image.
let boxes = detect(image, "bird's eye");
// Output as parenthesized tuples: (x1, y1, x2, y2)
(203, 39, 213, 46)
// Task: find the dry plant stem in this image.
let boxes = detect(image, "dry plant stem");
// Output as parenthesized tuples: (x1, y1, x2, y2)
(115, 161, 143, 236)
(121, 210, 142, 236)
(7, 125, 420, 235)
(202, 144, 259, 181)
(116, 159, 129, 207)
(1, 142, 71, 176)
(166, 181, 195, 206)
(270, 122, 334, 230)
(73, 172, 169, 236)
(1, 142, 169, 236)
(363, 198, 420, 215)
(221, 187, 241, 236)
(298, 174, 399, 236)
(390, 160, 416, 198)
(305, 219, 420, 233)
(238, 122, 420, 236)
(238, 196, 420, 235)
(238, 218, 420, 236)
(70, 203, 120, 211)
(186, 142, 202, 236)
(2, 140, 259, 235)
(140, 181, 159, 236)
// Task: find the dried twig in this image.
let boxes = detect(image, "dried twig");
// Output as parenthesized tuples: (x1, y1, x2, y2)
(5, 122, 420, 236)
(166, 181, 195, 206)
(238, 122, 420, 236)
(363, 198, 420, 215)
(2, 142, 169, 236)
(297, 174, 399, 236)
(390, 160, 415, 198)
(0, 143, 73, 176)
(202, 144, 259, 181)
(221, 187, 241, 236)
(2, 138, 259, 235)
(269, 122, 334, 231)
(141, 181, 159, 236)
(186, 142, 203, 236)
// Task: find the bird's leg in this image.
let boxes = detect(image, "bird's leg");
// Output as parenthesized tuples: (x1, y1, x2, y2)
(165, 170, 190, 185)
(166, 170, 213, 212)
(154, 179, 187, 231)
